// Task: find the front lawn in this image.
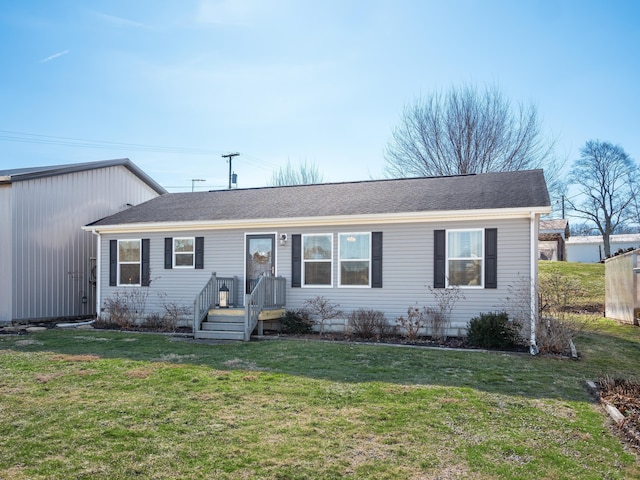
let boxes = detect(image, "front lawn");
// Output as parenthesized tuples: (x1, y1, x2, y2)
(1, 319, 638, 479)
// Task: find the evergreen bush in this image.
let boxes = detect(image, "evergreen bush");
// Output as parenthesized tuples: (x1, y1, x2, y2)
(467, 311, 521, 349)
(280, 309, 314, 334)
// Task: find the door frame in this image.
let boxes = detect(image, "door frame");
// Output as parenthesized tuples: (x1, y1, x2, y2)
(244, 232, 277, 294)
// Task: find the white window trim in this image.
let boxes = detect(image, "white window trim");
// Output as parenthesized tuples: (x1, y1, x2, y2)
(338, 232, 372, 288)
(302, 233, 333, 288)
(173, 236, 195, 269)
(117, 238, 141, 287)
(445, 228, 484, 289)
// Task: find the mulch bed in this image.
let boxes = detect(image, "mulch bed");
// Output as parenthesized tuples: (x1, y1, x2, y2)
(261, 331, 531, 353)
(597, 378, 640, 451)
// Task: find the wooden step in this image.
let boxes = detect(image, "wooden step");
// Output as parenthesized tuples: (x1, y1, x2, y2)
(208, 307, 244, 317)
(201, 320, 244, 332)
(197, 307, 287, 341)
(194, 330, 245, 341)
(207, 313, 244, 323)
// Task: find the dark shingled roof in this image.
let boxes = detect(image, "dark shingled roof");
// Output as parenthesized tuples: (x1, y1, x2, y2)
(89, 169, 550, 226)
(0, 158, 167, 195)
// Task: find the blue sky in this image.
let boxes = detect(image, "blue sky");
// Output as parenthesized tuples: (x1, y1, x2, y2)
(1, 0, 638, 192)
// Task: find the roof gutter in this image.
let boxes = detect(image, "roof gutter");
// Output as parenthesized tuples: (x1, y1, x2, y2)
(88, 228, 102, 319)
(529, 211, 539, 355)
(83, 205, 552, 234)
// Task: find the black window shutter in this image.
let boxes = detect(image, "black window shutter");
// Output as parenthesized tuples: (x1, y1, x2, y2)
(109, 240, 117, 286)
(434, 230, 446, 288)
(195, 237, 204, 269)
(164, 238, 173, 269)
(291, 234, 301, 288)
(371, 232, 383, 288)
(485, 228, 498, 289)
(141, 239, 150, 286)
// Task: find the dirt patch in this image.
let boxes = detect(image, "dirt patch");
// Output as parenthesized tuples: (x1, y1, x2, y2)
(92, 319, 192, 334)
(34, 372, 65, 383)
(597, 377, 640, 451)
(125, 366, 161, 379)
(51, 354, 100, 362)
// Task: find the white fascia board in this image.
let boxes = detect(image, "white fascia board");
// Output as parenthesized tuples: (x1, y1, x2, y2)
(82, 206, 551, 235)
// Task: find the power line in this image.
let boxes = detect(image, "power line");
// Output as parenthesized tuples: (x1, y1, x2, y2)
(0, 128, 283, 171)
(0, 129, 224, 155)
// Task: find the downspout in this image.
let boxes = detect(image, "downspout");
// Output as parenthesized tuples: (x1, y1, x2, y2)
(529, 213, 539, 355)
(90, 229, 102, 321)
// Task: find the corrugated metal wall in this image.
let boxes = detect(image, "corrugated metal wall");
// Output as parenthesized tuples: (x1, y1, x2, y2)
(0, 185, 13, 322)
(11, 165, 160, 321)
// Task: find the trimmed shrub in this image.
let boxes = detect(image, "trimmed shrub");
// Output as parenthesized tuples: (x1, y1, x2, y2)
(280, 309, 314, 334)
(467, 311, 521, 349)
(347, 309, 388, 339)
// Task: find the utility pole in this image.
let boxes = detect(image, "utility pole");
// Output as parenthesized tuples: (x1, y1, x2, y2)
(221, 153, 239, 189)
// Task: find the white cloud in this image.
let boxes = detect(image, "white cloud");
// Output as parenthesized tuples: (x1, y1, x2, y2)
(39, 50, 70, 63)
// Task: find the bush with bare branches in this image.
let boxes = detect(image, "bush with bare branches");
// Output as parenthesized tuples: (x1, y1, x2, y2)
(395, 305, 427, 341)
(303, 296, 342, 335)
(425, 285, 464, 341)
(347, 309, 390, 339)
(502, 274, 590, 355)
(103, 289, 150, 329)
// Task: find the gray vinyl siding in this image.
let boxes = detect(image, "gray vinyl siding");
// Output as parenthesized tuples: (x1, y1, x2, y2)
(98, 216, 535, 334)
(99, 229, 249, 318)
(0, 185, 12, 322)
(284, 218, 532, 334)
(10, 165, 160, 321)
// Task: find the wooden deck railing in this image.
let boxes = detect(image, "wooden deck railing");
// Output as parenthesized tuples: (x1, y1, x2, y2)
(244, 276, 286, 341)
(193, 273, 239, 330)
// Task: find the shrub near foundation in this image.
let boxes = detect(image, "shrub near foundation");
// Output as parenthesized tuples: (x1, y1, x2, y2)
(347, 308, 389, 339)
(280, 309, 314, 334)
(467, 311, 521, 349)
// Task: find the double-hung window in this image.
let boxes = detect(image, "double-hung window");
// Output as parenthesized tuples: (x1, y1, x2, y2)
(339, 233, 371, 287)
(446, 229, 483, 287)
(302, 234, 332, 286)
(173, 237, 195, 268)
(118, 239, 141, 286)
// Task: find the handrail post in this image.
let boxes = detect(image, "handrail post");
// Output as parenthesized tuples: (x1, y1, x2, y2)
(194, 272, 217, 336)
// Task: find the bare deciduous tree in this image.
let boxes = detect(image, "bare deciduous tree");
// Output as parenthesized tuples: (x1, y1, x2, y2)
(384, 84, 563, 211)
(566, 140, 636, 257)
(269, 159, 324, 186)
(628, 180, 640, 234)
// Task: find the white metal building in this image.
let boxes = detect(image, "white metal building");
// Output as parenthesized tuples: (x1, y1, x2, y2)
(566, 234, 640, 263)
(0, 159, 165, 323)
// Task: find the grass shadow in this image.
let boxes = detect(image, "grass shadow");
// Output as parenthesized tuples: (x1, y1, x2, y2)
(3, 322, 638, 403)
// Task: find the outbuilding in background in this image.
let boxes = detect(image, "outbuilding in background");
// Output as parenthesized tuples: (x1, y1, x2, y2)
(0, 159, 165, 324)
(605, 248, 640, 325)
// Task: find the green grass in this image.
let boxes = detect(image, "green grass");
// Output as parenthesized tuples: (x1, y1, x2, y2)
(0, 261, 635, 478)
(1, 321, 639, 479)
(539, 260, 605, 311)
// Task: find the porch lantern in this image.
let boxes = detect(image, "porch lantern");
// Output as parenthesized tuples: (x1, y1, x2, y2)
(219, 283, 229, 308)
